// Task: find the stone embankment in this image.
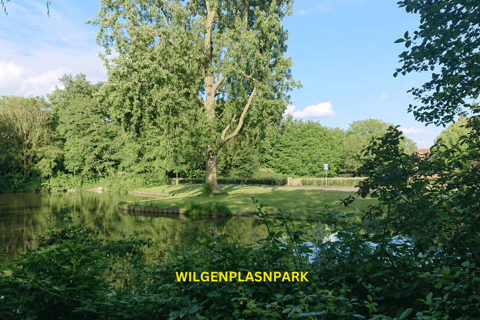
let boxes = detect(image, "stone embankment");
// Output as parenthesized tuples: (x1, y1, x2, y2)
(118, 204, 327, 222)
(118, 204, 186, 215)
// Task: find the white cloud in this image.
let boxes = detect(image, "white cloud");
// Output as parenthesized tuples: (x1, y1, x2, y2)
(285, 102, 336, 118)
(415, 140, 433, 149)
(400, 127, 429, 136)
(17, 68, 68, 97)
(379, 92, 388, 100)
(0, 1, 107, 97)
(0, 47, 107, 97)
(0, 60, 31, 89)
(298, 8, 317, 15)
(296, 0, 366, 15)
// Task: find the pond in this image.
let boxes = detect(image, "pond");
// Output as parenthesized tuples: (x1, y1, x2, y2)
(1, 191, 310, 262)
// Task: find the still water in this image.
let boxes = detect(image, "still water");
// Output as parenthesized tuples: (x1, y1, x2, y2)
(0, 191, 275, 262)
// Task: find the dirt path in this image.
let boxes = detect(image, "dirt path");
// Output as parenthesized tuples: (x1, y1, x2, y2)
(213, 184, 359, 192)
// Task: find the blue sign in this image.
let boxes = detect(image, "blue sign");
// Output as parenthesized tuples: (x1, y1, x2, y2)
(324, 164, 328, 170)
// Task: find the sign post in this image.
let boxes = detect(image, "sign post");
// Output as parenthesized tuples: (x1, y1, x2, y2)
(324, 164, 328, 186)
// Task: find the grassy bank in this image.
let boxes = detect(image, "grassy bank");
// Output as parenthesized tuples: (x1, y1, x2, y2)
(121, 185, 376, 219)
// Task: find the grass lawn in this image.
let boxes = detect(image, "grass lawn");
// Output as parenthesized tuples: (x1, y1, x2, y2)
(125, 185, 377, 220)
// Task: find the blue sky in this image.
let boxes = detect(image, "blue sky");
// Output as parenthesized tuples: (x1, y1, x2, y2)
(0, 0, 443, 148)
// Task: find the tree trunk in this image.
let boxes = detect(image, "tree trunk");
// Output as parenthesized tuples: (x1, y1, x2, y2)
(204, 1, 221, 193)
(205, 146, 220, 193)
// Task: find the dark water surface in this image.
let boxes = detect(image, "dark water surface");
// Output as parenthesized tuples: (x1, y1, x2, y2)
(0, 192, 271, 262)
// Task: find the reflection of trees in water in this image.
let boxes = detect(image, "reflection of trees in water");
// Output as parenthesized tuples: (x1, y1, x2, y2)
(1, 192, 323, 262)
(0, 193, 46, 260)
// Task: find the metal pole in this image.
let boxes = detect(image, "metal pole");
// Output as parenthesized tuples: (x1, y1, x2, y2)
(325, 170, 327, 186)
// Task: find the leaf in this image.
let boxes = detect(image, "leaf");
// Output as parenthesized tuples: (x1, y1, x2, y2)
(404, 31, 409, 38)
(405, 40, 411, 48)
(468, 295, 480, 302)
(462, 261, 470, 268)
(189, 304, 202, 314)
(399, 308, 413, 319)
(411, 181, 426, 191)
(426, 292, 433, 303)
(394, 38, 405, 43)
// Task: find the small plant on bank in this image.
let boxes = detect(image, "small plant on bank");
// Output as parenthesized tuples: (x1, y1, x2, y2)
(202, 182, 213, 195)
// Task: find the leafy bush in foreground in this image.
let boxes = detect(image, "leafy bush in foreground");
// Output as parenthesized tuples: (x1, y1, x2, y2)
(1, 182, 479, 320)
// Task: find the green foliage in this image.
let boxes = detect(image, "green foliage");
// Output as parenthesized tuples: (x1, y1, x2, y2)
(394, 0, 480, 126)
(265, 117, 343, 177)
(3, 191, 478, 319)
(348, 118, 392, 139)
(1, 85, 418, 192)
(87, 0, 300, 189)
(0, 207, 154, 319)
(0, 173, 42, 193)
(202, 182, 214, 195)
(0, 96, 62, 181)
(334, 119, 417, 172)
(432, 115, 471, 160)
(251, 168, 287, 179)
(186, 201, 231, 215)
(219, 177, 288, 186)
(300, 178, 359, 187)
(341, 123, 480, 319)
(48, 74, 127, 179)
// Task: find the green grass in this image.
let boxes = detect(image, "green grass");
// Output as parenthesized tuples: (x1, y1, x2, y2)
(124, 185, 377, 220)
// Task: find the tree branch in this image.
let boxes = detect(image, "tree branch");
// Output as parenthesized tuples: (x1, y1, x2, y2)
(216, 86, 257, 152)
(235, 62, 257, 81)
(188, 89, 204, 104)
(213, 75, 225, 92)
(220, 114, 237, 141)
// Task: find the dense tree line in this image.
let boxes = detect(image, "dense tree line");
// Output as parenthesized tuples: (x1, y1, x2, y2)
(0, 75, 418, 192)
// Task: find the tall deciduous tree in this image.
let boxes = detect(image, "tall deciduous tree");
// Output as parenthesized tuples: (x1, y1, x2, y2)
(48, 74, 127, 179)
(0, 96, 60, 178)
(347, 118, 417, 154)
(88, 0, 300, 192)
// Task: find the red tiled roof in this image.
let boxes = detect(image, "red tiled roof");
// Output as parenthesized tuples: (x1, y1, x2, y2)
(416, 148, 430, 154)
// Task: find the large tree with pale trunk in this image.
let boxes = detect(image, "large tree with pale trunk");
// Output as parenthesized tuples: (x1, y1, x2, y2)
(88, 0, 300, 192)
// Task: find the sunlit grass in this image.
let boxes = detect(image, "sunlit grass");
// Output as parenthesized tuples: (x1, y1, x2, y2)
(127, 185, 376, 219)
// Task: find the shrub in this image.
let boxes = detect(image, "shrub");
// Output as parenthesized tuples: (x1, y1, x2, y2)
(202, 182, 214, 194)
(186, 201, 231, 216)
(217, 177, 287, 186)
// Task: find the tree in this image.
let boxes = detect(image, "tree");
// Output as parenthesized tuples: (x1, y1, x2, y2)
(340, 132, 364, 172)
(88, 0, 300, 193)
(433, 115, 471, 156)
(0, 96, 60, 179)
(343, 2, 480, 311)
(266, 117, 342, 177)
(347, 118, 391, 139)
(346, 118, 417, 158)
(394, 0, 480, 126)
(48, 74, 128, 180)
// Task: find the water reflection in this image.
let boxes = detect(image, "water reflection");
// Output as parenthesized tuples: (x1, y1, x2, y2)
(0, 192, 275, 262)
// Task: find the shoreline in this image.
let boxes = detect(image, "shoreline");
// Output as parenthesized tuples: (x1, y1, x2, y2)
(117, 204, 336, 223)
